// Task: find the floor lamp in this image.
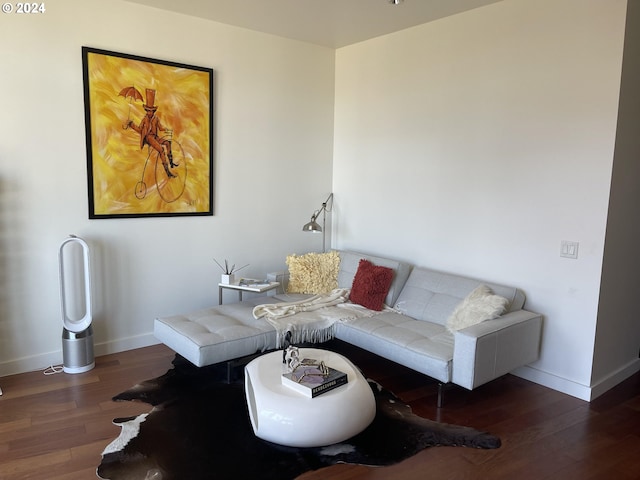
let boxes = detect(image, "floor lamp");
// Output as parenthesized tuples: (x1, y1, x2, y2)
(302, 193, 333, 252)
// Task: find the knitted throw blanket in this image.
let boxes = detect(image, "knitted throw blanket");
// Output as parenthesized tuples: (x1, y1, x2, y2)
(253, 288, 381, 347)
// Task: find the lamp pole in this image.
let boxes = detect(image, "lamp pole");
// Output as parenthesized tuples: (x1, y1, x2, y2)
(320, 193, 333, 252)
(321, 201, 327, 253)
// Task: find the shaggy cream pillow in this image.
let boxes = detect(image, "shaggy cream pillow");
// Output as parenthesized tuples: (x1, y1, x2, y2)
(446, 285, 509, 333)
(286, 251, 340, 294)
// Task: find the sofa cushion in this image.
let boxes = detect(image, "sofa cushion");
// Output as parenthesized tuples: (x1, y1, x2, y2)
(446, 284, 509, 333)
(286, 251, 340, 294)
(350, 259, 394, 311)
(335, 313, 453, 383)
(337, 251, 412, 307)
(154, 297, 280, 367)
(394, 267, 523, 326)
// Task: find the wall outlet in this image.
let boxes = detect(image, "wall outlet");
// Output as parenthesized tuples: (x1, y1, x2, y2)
(560, 240, 579, 259)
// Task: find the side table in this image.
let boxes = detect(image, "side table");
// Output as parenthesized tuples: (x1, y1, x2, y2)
(218, 281, 280, 305)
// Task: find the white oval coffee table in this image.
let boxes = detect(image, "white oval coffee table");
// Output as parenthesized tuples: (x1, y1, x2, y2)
(244, 348, 376, 447)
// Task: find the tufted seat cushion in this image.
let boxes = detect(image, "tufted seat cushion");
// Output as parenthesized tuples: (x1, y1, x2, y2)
(154, 297, 281, 367)
(335, 312, 454, 383)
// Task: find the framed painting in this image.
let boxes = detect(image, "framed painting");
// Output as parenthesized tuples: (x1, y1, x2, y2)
(82, 47, 214, 218)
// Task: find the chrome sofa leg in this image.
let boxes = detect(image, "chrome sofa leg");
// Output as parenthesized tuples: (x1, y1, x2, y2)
(437, 382, 454, 408)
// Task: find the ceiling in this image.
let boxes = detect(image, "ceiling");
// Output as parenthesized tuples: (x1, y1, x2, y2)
(124, 0, 503, 49)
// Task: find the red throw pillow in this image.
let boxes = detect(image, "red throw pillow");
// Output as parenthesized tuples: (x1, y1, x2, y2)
(350, 259, 394, 311)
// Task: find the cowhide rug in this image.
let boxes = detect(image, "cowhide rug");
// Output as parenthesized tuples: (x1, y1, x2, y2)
(97, 354, 500, 480)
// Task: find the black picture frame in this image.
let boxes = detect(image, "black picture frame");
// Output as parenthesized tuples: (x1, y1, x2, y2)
(82, 47, 214, 218)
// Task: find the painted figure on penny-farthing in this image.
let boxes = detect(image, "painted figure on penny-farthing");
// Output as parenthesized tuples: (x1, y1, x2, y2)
(125, 88, 178, 179)
(120, 86, 187, 203)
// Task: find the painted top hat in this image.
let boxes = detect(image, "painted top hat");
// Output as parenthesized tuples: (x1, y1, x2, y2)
(143, 88, 158, 112)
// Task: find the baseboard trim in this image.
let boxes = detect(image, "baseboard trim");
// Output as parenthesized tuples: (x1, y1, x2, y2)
(589, 358, 640, 400)
(0, 333, 159, 377)
(512, 359, 640, 402)
(94, 333, 159, 357)
(511, 365, 592, 401)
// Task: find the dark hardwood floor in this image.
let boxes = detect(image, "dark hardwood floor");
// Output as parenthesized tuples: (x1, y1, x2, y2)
(1, 341, 639, 479)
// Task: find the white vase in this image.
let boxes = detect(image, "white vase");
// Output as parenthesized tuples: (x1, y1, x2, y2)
(221, 274, 235, 284)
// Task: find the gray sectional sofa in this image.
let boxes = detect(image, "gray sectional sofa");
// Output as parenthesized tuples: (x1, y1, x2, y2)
(154, 250, 542, 404)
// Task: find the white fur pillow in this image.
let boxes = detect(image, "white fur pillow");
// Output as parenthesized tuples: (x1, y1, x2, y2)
(446, 285, 509, 333)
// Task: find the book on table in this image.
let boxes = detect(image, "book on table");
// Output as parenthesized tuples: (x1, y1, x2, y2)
(238, 278, 271, 287)
(281, 358, 348, 398)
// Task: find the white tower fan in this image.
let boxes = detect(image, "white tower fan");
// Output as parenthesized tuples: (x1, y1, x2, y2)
(59, 235, 95, 373)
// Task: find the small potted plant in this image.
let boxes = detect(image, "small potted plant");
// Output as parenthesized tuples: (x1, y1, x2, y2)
(214, 259, 249, 284)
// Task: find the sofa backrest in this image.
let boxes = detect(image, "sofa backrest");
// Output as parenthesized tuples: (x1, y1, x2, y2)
(337, 250, 413, 307)
(393, 267, 525, 326)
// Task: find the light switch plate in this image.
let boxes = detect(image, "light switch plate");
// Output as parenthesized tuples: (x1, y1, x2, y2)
(560, 240, 579, 259)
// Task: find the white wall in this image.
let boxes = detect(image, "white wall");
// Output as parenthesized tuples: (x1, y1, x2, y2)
(0, 0, 335, 375)
(333, 0, 629, 399)
(591, 0, 640, 397)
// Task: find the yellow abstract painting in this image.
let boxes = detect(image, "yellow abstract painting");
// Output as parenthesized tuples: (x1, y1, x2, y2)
(82, 47, 213, 218)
